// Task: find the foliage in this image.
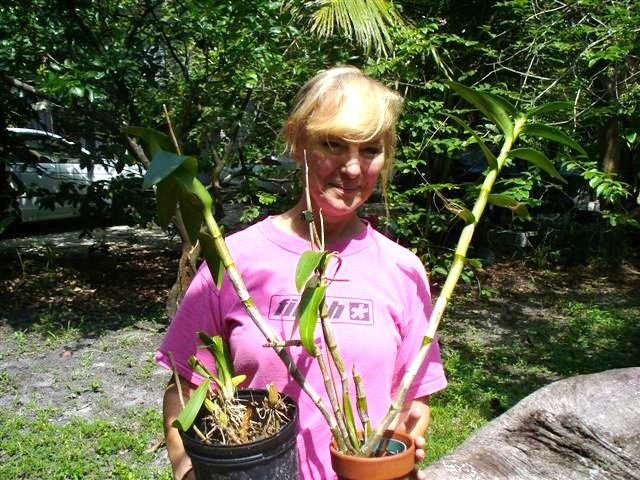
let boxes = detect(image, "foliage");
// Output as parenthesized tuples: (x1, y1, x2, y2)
(171, 333, 247, 433)
(288, 0, 404, 56)
(2, 0, 636, 264)
(481, 0, 639, 214)
(358, 3, 638, 272)
(171, 333, 289, 445)
(0, 0, 354, 228)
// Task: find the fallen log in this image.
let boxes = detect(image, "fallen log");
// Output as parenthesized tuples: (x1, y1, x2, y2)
(422, 367, 640, 479)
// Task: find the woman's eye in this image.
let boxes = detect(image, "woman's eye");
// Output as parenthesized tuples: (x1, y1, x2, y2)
(363, 146, 382, 157)
(322, 140, 342, 150)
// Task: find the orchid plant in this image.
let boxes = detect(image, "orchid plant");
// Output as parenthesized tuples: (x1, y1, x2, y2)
(170, 332, 288, 444)
(124, 81, 586, 458)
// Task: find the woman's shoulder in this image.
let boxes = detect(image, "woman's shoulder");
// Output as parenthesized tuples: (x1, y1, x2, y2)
(367, 226, 426, 272)
(224, 218, 269, 246)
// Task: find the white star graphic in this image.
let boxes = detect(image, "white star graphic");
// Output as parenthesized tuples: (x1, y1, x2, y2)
(350, 303, 368, 320)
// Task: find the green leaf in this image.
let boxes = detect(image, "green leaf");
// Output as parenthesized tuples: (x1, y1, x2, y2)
(188, 356, 214, 380)
(509, 148, 567, 184)
(484, 91, 518, 117)
(297, 281, 326, 356)
(467, 258, 482, 269)
(172, 378, 210, 431)
(342, 393, 360, 448)
(522, 123, 588, 157)
(198, 333, 234, 392)
(231, 374, 246, 388)
(179, 190, 203, 245)
(69, 86, 84, 98)
(173, 167, 214, 211)
(446, 81, 514, 139)
(156, 177, 179, 229)
(525, 101, 573, 117)
(487, 194, 531, 220)
(309, 0, 402, 56)
(121, 127, 174, 159)
(443, 201, 476, 225)
(446, 113, 497, 169)
(198, 231, 224, 290)
(143, 150, 197, 188)
(295, 250, 328, 292)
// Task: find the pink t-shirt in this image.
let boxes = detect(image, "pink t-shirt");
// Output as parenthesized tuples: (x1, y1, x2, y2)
(156, 216, 447, 479)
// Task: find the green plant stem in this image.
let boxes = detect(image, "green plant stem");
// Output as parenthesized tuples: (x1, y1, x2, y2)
(318, 298, 359, 452)
(199, 206, 342, 442)
(353, 367, 372, 441)
(360, 117, 526, 456)
(314, 346, 354, 453)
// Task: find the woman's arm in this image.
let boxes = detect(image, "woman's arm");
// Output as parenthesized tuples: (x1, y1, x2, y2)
(163, 375, 196, 480)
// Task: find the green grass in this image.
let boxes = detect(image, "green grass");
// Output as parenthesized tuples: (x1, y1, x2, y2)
(425, 290, 640, 464)
(0, 407, 172, 480)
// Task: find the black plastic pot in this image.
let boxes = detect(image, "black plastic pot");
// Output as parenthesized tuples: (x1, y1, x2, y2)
(180, 389, 299, 480)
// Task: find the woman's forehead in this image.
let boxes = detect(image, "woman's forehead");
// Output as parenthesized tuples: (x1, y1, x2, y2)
(312, 131, 385, 145)
(307, 98, 387, 141)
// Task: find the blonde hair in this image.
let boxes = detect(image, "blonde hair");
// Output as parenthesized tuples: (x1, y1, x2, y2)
(284, 65, 403, 190)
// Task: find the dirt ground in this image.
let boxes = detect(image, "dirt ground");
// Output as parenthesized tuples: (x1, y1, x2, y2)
(1, 225, 639, 469)
(0, 226, 176, 419)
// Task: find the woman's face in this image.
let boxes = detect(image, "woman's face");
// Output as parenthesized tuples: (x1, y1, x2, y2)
(296, 132, 386, 220)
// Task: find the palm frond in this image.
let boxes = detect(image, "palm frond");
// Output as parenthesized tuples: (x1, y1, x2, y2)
(307, 0, 403, 56)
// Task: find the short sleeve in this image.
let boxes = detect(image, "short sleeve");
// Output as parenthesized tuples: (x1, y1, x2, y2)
(155, 263, 221, 387)
(391, 263, 447, 400)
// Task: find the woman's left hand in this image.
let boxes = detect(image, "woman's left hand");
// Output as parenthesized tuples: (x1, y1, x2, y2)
(392, 399, 430, 480)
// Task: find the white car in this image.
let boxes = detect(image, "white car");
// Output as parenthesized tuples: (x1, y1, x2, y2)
(7, 128, 144, 223)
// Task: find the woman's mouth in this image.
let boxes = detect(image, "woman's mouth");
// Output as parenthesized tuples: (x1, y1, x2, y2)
(330, 183, 360, 193)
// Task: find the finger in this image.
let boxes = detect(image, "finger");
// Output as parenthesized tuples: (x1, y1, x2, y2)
(415, 468, 427, 480)
(414, 435, 425, 461)
(403, 408, 421, 434)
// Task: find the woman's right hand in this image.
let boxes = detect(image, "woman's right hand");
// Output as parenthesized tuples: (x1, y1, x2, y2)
(180, 467, 195, 480)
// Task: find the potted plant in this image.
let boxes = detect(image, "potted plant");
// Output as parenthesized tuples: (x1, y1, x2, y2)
(124, 81, 585, 479)
(169, 332, 298, 479)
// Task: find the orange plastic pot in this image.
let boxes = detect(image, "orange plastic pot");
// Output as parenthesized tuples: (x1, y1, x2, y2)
(330, 430, 416, 480)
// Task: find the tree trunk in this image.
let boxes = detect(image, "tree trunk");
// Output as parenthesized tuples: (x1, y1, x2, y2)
(422, 368, 640, 480)
(601, 117, 622, 176)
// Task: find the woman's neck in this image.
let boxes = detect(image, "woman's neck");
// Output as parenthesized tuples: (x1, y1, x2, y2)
(274, 200, 364, 246)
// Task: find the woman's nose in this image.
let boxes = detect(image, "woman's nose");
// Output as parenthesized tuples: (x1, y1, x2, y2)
(341, 146, 363, 177)
(342, 159, 362, 177)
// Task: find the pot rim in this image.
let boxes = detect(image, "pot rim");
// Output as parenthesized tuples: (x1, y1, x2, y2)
(330, 430, 416, 465)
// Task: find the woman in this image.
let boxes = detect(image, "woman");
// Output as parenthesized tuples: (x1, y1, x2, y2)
(156, 65, 447, 480)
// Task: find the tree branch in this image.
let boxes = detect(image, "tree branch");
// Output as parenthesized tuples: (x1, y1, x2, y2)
(150, 9, 190, 81)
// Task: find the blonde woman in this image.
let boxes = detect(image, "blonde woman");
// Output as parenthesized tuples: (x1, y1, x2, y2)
(157, 66, 447, 480)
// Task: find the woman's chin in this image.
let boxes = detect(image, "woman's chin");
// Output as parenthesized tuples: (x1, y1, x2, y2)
(322, 202, 363, 219)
